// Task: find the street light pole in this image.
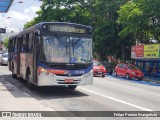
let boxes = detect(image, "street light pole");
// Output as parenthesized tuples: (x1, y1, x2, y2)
(0, 17, 11, 22)
(11, 0, 23, 6)
(0, 0, 23, 41)
(0, 17, 11, 41)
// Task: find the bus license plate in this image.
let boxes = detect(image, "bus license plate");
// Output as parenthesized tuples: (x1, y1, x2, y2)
(65, 79, 74, 83)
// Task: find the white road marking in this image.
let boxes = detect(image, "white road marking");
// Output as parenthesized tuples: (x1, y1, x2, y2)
(39, 100, 55, 111)
(106, 77, 160, 97)
(23, 92, 31, 97)
(79, 87, 153, 111)
(46, 107, 55, 111)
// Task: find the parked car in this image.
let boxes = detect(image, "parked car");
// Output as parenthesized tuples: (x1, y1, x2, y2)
(0, 53, 8, 65)
(0, 51, 3, 57)
(93, 60, 106, 77)
(113, 63, 144, 80)
(101, 62, 115, 75)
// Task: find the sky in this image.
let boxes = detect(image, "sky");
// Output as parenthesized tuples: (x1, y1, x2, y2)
(0, 0, 42, 33)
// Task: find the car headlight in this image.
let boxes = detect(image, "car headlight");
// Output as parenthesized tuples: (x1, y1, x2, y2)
(131, 72, 135, 74)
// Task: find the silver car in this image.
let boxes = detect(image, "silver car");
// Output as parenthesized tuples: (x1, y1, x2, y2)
(0, 53, 8, 65)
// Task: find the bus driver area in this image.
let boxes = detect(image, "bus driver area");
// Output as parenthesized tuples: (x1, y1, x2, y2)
(42, 36, 91, 63)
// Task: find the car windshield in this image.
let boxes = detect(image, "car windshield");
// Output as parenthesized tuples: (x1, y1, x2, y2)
(42, 35, 92, 63)
(128, 65, 139, 70)
(2, 53, 8, 58)
(93, 61, 102, 66)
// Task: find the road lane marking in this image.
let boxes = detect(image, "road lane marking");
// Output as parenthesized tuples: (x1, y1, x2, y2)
(78, 87, 153, 111)
(105, 77, 160, 97)
(23, 92, 31, 97)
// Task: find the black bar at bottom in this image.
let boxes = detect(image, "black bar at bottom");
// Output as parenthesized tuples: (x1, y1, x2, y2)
(0, 111, 160, 117)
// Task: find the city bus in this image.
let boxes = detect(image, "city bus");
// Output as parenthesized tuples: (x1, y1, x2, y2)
(8, 22, 93, 90)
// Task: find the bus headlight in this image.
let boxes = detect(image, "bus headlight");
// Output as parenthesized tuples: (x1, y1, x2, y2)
(38, 67, 47, 74)
(38, 67, 54, 76)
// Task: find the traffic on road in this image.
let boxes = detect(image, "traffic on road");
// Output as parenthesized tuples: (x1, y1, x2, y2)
(0, 65, 160, 119)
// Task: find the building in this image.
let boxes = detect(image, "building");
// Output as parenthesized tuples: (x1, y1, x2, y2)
(131, 44, 160, 77)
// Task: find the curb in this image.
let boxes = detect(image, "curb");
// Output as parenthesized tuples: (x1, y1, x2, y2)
(143, 78, 160, 84)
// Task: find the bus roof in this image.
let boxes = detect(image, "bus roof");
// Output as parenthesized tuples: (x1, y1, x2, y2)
(9, 22, 92, 39)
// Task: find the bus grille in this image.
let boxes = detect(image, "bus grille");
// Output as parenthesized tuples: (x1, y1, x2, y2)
(56, 79, 81, 84)
(55, 74, 83, 77)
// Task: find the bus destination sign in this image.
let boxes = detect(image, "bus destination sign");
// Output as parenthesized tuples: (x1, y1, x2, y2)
(49, 25, 86, 34)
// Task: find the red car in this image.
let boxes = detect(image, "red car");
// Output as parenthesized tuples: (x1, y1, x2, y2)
(113, 63, 144, 80)
(93, 60, 106, 77)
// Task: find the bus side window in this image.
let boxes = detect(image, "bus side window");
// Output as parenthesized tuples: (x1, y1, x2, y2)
(20, 37, 23, 53)
(21, 34, 30, 53)
(28, 33, 33, 52)
(21, 36, 26, 53)
(12, 38, 16, 52)
(10, 39, 13, 52)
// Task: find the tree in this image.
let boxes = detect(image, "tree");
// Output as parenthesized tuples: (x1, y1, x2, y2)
(24, 0, 93, 28)
(23, 0, 135, 61)
(3, 38, 9, 49)
(91, 0, 130, 61)
(118, 0, 160, 43)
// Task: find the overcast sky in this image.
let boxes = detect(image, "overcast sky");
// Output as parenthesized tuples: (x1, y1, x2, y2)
(0, 0, 42, 33)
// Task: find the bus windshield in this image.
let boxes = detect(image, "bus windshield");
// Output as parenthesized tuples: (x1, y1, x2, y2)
(42, 35, 92, 63)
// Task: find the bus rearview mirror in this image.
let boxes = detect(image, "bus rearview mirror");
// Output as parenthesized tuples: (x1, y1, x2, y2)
(35, 32, 39, 36)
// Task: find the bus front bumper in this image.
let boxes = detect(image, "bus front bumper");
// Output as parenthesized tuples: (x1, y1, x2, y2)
(37, 70, 93, 86)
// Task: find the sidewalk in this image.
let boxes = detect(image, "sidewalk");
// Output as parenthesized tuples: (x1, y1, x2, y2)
(0, 77, 66, 120)
(0, 80, 53, 111)
(143, 76, 160, 84)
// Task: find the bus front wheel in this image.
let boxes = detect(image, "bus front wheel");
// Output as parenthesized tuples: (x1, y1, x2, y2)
(68, 85, 77, 90)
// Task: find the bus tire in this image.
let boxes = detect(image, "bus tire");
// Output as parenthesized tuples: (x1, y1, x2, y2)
(68, 85, 77, 90)
(26, 69, 36, 90)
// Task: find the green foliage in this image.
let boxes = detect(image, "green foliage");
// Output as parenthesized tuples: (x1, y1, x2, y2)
(23, 0, 160, 61)
(24, 20, 36, 29)
(3, 38, 9, 49)
(118, 0, 160, 43)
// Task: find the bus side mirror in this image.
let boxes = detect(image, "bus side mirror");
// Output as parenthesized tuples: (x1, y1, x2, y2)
(35, 30, 40, 36)
(35, 32, 39, 36)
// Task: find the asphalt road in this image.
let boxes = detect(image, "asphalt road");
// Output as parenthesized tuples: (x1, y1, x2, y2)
(0, 65, 160, 120)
